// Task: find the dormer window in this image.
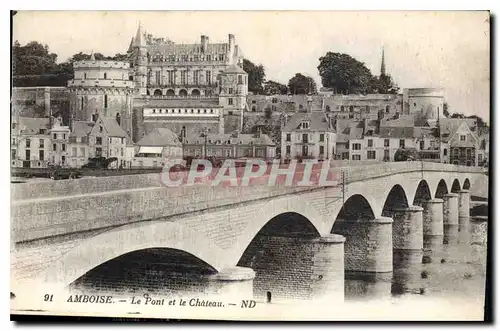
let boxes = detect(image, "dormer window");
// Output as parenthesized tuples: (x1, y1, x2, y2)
(301, 121, 310, 129)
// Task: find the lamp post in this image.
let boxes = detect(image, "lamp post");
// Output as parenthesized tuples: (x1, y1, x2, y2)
(202, 126, 209, 158)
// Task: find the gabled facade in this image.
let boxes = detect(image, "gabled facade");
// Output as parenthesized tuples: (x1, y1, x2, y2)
(281, 112, 336, 161)
(88, 116, 130, 168)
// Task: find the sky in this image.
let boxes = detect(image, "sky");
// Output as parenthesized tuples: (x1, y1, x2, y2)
(12, 11, 490, 121)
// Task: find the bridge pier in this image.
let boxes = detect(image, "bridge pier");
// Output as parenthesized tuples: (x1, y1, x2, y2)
(422, 198, 444, 263)
(392, 206, 424, 266)
(334, 217, 393, 273)
(443, 193, 459, 245)
(238, 234, 345, 303)
(208, 267, 255, 300)
(458, 190, 471, 244)
(309, 234, 346, 302)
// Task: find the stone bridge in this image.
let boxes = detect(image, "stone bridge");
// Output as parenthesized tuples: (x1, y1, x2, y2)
(10, 162, 488, 303)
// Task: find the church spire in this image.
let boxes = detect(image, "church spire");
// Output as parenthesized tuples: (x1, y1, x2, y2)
(90, 50, 95, 61)
(380, 46, 386, 76)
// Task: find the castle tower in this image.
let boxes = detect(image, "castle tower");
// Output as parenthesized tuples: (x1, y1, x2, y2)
(218, 64, 248, 132)
(132, 23, 148, 95)
(380, 47, 386, 76)
(67, 58, 135, 138)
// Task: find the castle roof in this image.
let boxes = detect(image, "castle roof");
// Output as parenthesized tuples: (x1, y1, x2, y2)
(223, 64, 246, 74)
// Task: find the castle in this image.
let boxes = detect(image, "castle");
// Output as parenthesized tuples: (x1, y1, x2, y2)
(13, 26, 449, 152)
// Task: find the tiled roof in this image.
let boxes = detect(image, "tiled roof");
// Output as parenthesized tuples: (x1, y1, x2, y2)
(18, 117, 50, 134)
(282, 112, 333, 132)
(137, 128, 182, 146)
(100, 117, 129, 138)
(379, 127, 414, 138)
(413, 127, 436, 139)
(380, 115, 415, 128)
(71, 121, 93, 137)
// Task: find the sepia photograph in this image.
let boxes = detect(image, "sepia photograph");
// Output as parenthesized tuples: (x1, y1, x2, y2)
(9, 10, 491, 321)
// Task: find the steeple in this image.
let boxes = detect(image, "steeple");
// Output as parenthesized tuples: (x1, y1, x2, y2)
(134, 22, 146, 47)
(90, 51, 95, 61)
(127, 37, 135, 53)
(380, 46, 386, 76)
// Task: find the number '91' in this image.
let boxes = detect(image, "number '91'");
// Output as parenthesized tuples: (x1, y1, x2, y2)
(44, 294, 53, 302)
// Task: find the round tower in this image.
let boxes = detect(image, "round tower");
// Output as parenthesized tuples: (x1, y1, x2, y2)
(67, 56, 135, 137)
(403, 88, 445, 120)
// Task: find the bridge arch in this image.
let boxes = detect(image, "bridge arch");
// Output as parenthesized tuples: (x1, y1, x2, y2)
(333, 194, 375, 223)
(236, 210, 321, 300)
(451, 179, 461, 193)
(413, 180, 432, 207)
(381, 184, 409, 217)
(463, 178, 471, 190)
(435, 179, 449, 198)
(39, 221, 226, 287)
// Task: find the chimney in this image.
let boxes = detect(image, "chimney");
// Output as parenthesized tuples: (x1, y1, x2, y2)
(201, 35, 208, 52)
(228, 34, 235, 54)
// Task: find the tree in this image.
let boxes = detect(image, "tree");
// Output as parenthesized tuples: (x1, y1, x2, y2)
(243, 58, 265, 94)
(318, 52, 376, 94)
(12, 40, 59, 76)
(264, 80, 288, 95)
(375, 73, 399, 94)
(450, 113, 465, 119)
(394, 148, 418, 162)
(288, 73, 317, 95)
(443, 102, 450, 117)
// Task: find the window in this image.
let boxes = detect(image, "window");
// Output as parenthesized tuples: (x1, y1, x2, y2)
(62, 144, 66, 152)
(39, 150, 44, 161)
(399, 139, 405, 148)
(286, 133, 291, 142)
(99, 125, 103, 133)
(238, 75, 243, 84)
(252, 106, 256, 112)
(84, 73, 87, 79)
(320, 134, 325, 142)
(53, 144, 57, 151)
(352, 143, 361, 150)
(61, 156, 65, 165)
(121, 148, 124, 157)
(72, 147, 77, 157)
(218, 54, 224, 61)
(26, 139, 30, 148)
(11, 149, 16, 159)
(155, 71, 161, 85)
(302, 134, 308, 143)
(271, 105, 277, 111)
(444, 148, 448, 156)
(96, 137, 102, 145)
(104, 95, 108, 108)
(104, 72, 107, 80)
(460, 135, 466, 141)
(229, 88, 234, 94)
(367, 150, 376, 159)
(466, 148, 472, 159)
(340, 106, 345, 111)
(301, 121, 309, 129)
(206, 71, 211, 84)
(286, 146, 291, 154)
(419, 140, 425, 150)
(319, 146, 324, 155)
(352, 155, 361, 161)
(385, 105, 390, 113)
(228, 98, 233, 105)
(63, 134, 66, 140)
(39, 139, 44, 148)
(367, 139, 373, 147)
(11, 138, 16, 145)
(116, 113, 121, 125)
(384, 149, 390, 160)
(478, 154, 483, 162)
(301, 145, 308, 157)
(181, 71, 186, 85)
(80, 147, 86, 157)
(349, 106, 354, 112)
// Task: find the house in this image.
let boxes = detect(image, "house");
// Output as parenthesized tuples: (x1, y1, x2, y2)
(67, 121, 93, 168)
(11, 117, 51, 168)
(132, 128, 183, 168)
(281, 112, 336, 161)
(49, 118, 71, 167)
(183, 130, 276, 160)
(88, 116, 131, 169)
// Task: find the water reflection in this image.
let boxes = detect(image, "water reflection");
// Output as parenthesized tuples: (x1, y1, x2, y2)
(345, 216, 488, 302)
